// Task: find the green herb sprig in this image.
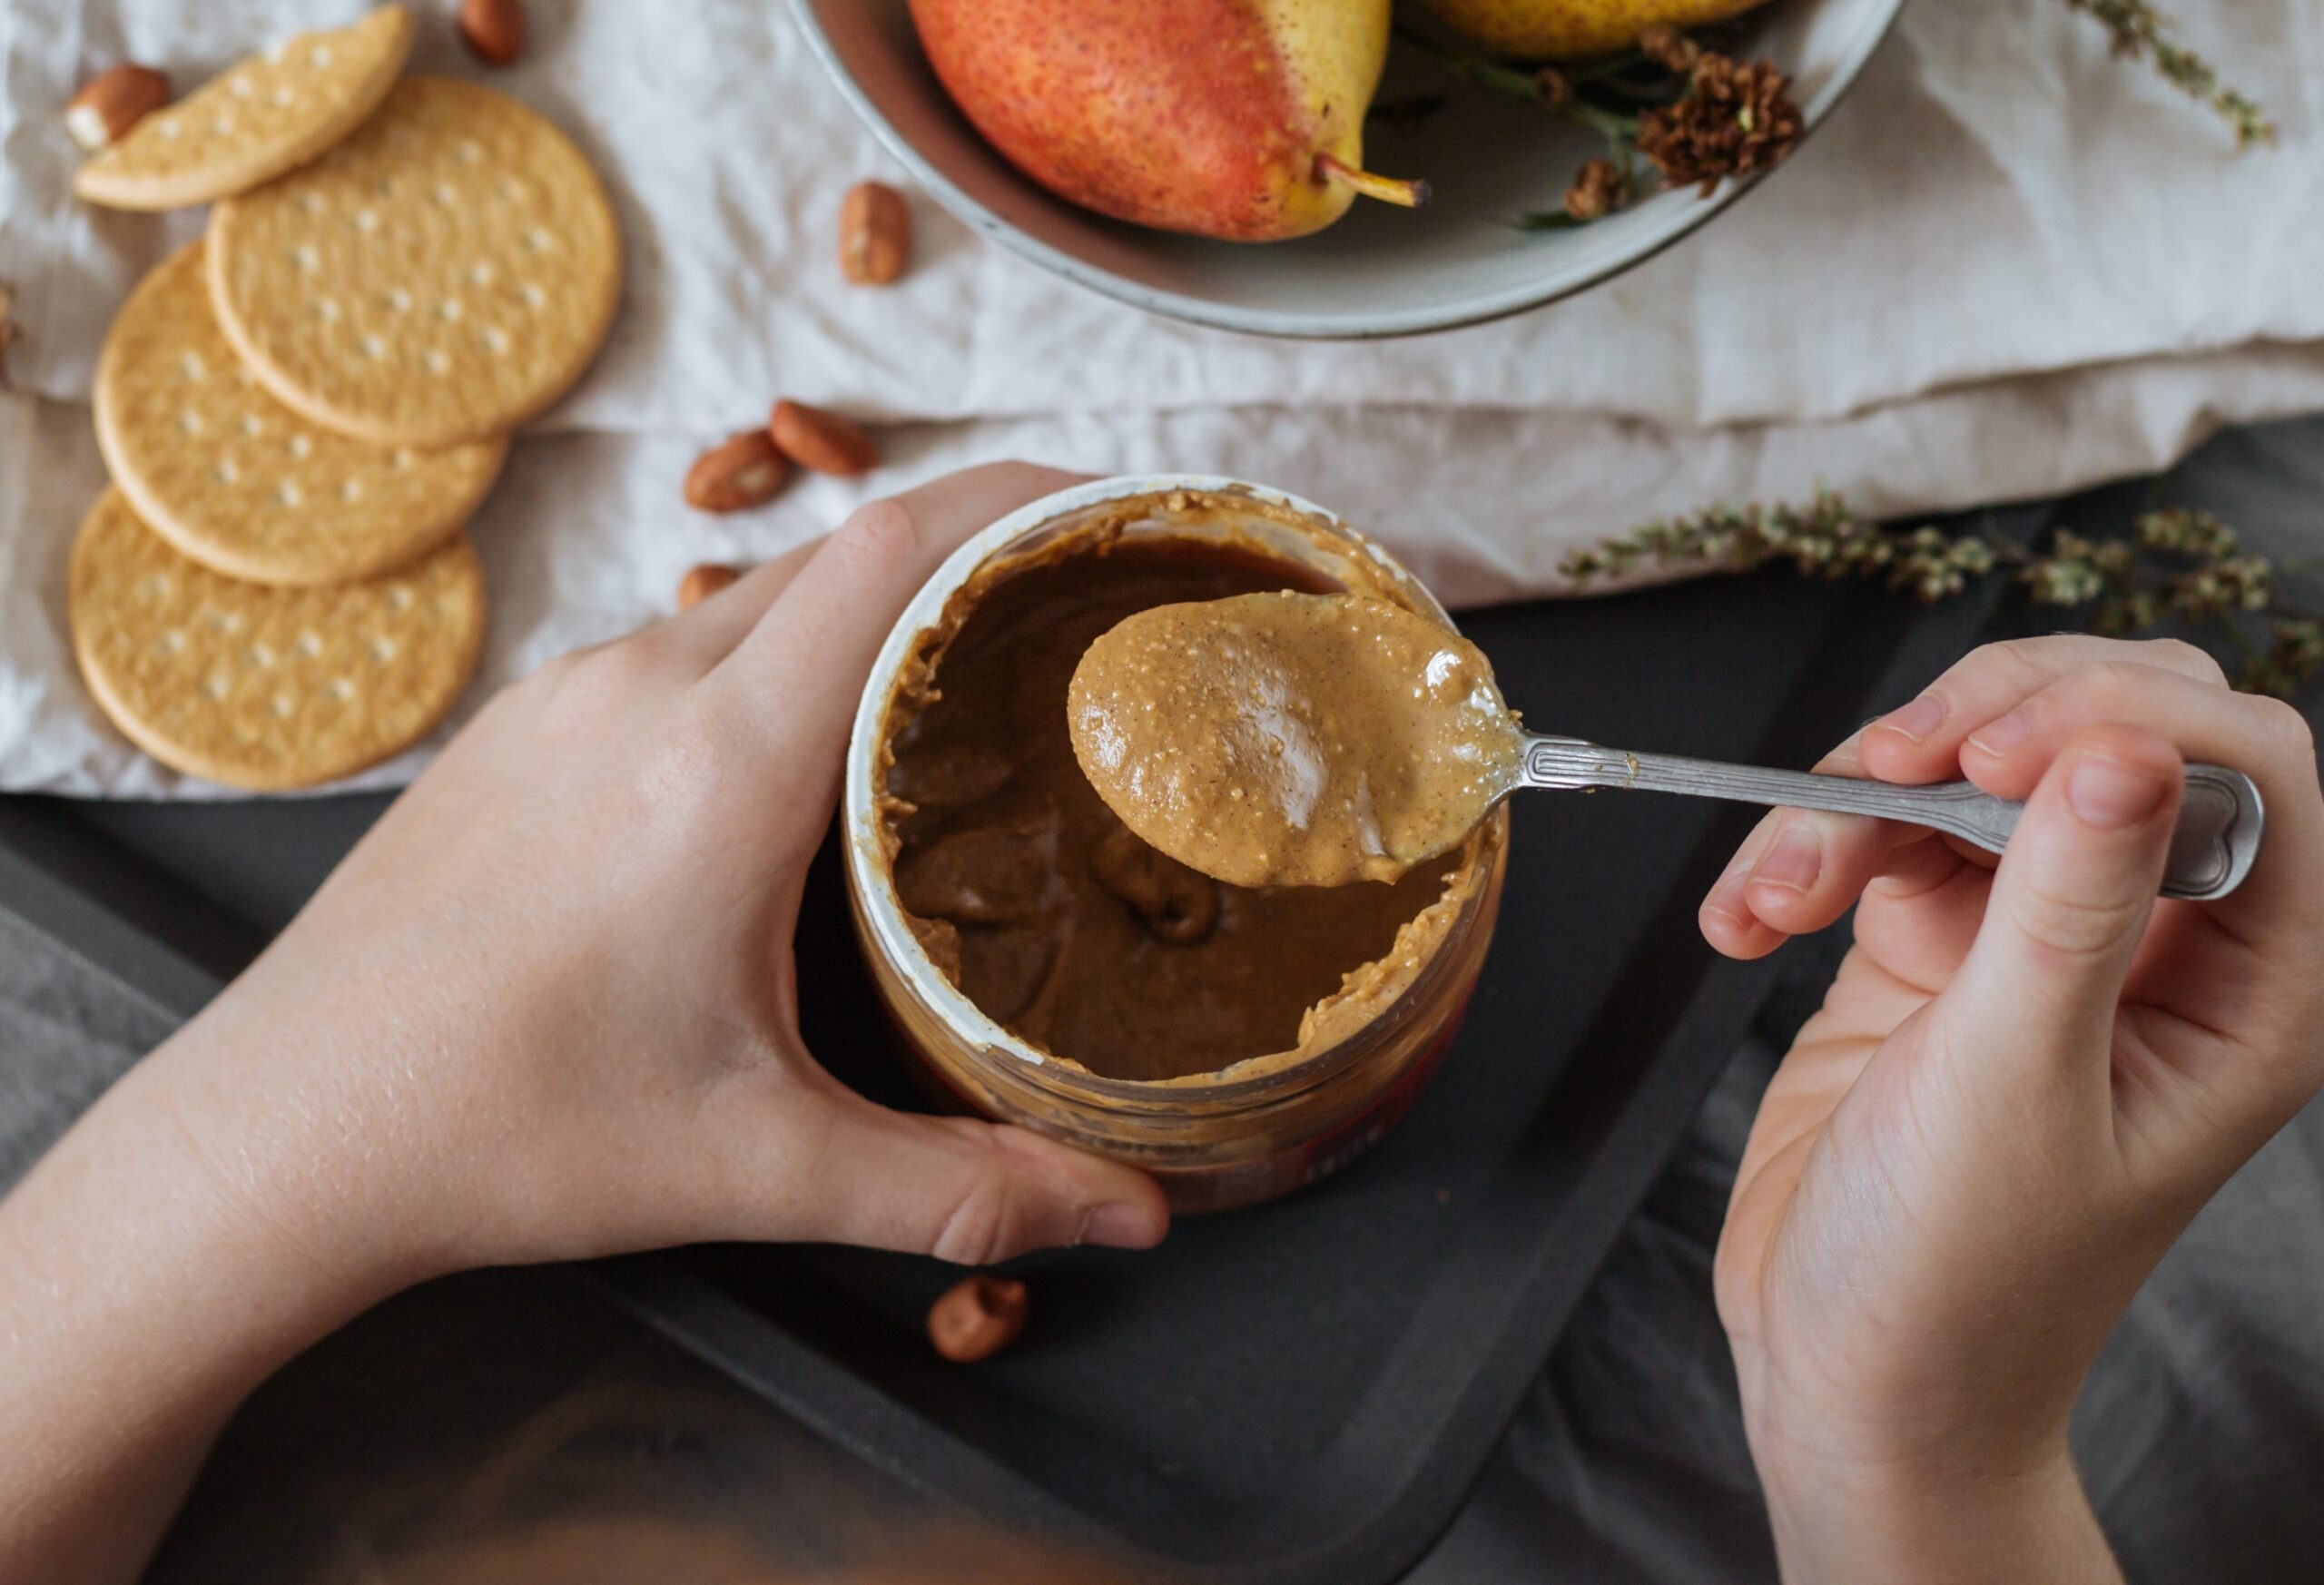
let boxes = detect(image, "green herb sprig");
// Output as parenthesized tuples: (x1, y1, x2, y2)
(2062, 0, 2275, 146)
(1561, 496, 2323, 699)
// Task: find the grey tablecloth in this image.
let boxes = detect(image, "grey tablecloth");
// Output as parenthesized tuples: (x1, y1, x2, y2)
(5, 420, 2320, 1583)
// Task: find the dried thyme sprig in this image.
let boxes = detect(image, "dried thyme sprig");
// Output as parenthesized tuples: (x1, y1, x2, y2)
(2018, 508, 2317, 694)
(2244, 619, 2324, 701)
(1394, 24, 1654, 165)
(2061, 0, 2275, 147)
(1562, 496, 2323, 698)
(0, 279, 17, 387)
(1558, 489, 2000, 599)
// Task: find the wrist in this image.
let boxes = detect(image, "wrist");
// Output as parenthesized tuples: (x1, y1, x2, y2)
(1746, 1410, 2118, 1585)
(103, 1011, 434, 1332)
(0, 1020, 409, 1583)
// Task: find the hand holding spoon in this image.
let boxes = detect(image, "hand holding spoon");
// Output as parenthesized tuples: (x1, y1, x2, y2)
(1067, 592, 2263, 901)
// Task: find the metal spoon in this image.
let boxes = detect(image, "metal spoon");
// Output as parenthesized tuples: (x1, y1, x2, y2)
(1069, 592, 2268, 901)
(1517, 734, 2265, 902)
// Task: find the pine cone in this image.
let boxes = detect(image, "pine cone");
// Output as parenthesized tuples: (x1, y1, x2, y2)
(1637, 54, 1805, 195)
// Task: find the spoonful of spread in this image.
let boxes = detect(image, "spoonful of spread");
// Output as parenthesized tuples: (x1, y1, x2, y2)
(1068, 592, 2266, 902)
(1067, 591, 1524, 889)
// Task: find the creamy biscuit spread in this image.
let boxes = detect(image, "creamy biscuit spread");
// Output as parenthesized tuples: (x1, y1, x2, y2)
(1068, 591, 1522, 889)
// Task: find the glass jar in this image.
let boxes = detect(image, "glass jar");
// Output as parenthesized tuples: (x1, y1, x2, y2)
(842, 476, 1510, 1212)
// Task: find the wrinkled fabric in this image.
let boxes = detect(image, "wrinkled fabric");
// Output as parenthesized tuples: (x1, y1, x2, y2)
(7, 0, 2321, 428)
(5, 0, 2323, 795)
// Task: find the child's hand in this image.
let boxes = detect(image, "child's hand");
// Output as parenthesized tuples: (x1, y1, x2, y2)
(1, 463, 1171, 1584)
(133, 461, 1169, 1294)
(1699, 637, 2324, 1583)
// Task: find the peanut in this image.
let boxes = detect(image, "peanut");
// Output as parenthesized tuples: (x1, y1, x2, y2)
(676, 563, 743, 612)
(839, 181, 912, 286)
(768, 399, 880, 477)
(458, 0, 526, 69)
(66, 64, 171, 152)
(684, 430, 791, 513)
(927, 1275, 1029, 1363)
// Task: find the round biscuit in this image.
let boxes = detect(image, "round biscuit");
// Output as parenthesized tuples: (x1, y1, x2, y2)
(98, 242, 506, 587)
(70, 487, 487, 791)
(207, 76, 622, 448)
(74, 5, 415, 212)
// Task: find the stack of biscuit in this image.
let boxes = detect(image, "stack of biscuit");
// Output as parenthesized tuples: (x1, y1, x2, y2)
(66, 5, 621, 790)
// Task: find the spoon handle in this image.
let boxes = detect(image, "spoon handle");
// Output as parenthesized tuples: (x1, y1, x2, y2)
(1517, 735, 2264, 902)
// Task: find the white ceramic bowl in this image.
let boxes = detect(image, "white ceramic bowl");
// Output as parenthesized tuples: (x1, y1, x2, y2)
(786, 0, 1902, 339)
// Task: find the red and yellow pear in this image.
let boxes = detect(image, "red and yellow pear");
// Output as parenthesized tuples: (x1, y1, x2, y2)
(1415, 0, 1774, 61)
(908, 0, 1425, 243)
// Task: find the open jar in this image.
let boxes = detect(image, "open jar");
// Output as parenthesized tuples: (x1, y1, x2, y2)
(843, 477, 1509, 1212)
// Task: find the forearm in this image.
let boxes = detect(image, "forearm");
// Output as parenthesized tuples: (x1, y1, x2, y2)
(0, 1023, 396, 1585)
(1750, 1422, 2122, 1585)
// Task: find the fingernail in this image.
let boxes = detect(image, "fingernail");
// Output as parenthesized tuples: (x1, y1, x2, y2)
(1967, 710, 2030, 757)
(1749, 823, 1823, 894)
(2067, 752, 2170, 830)
(1083, 1202, 1161, 1249)
(1879, 693, 1945, 743)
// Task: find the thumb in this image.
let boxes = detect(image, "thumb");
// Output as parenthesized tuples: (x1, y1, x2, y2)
(787, 1091, 1170, 1265)
(1940, 724, 2182, 1073)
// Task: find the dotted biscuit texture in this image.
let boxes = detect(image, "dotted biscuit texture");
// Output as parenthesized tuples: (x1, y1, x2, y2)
(98, 243, 506, 588)
(71, 489, 486, 790)
(208, 76, 623, 448)
(73, 5, 415, 212)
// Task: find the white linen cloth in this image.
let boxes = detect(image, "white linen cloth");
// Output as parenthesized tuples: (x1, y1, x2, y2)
(2, 0, 2319, 795)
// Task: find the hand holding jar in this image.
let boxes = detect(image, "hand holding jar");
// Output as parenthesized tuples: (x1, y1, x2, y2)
(0, 463, 1167, 1585)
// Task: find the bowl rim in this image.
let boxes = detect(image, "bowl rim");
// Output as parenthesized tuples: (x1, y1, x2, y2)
(784, 0, 1905, 340)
